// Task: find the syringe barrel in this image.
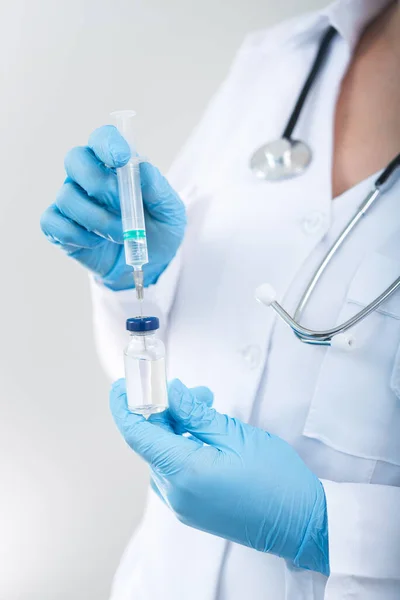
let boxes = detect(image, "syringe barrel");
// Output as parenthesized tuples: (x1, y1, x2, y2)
(111, 110, 148, 268)
(116, 159, 148, 267)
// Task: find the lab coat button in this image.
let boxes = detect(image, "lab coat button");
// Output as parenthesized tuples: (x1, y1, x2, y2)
(240, 345, 261, 369)
(301, 211, 327, 235)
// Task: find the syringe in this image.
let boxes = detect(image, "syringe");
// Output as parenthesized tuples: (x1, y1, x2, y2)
(110, 110, 148, 302)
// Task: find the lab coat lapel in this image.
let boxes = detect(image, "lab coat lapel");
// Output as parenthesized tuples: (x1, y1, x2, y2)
(214, 33, 349, 425)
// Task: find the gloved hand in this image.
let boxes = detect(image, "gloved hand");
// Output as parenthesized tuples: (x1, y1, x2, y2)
(110, 379, 330, 575)
(40, 126, 186, 290)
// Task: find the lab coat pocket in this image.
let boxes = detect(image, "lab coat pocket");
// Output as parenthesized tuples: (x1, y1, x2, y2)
(303, 251, 400, 467)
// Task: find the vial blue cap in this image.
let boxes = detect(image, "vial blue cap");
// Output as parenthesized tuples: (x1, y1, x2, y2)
(126, 316, 160, 332)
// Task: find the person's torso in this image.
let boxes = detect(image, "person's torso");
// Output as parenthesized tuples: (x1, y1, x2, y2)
(111, 5, 400, 599)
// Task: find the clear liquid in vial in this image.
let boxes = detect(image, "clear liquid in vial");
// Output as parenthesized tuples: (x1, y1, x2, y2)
(124, 355, 167, 417)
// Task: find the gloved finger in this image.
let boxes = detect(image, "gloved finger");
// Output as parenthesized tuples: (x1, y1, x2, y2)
(140, 162, 186, 226)
(40, 205, 122, 277)
(173, 386, 213, 436)
(148, 411, 203, 447)
(56, 181, 124, 243)
(148, 409, 176, 434)
(88, 126, 185, 228)
(168, 379, 243, 451)
(148, 386, 213, 436)
(40, 205, 103, 250)
(88, 125, 131, 169)
(64, 146, 120, 211)
(189, 386, 214, 408)
(110, 379, 200, 472)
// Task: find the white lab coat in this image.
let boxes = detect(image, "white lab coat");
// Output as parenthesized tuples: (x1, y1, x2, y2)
(91, 0, 400, 598)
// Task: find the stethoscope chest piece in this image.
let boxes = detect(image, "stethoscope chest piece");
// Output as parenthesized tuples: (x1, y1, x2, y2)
(250, 138, 312, 181)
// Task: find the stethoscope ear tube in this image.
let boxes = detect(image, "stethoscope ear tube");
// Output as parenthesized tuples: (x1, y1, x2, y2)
(375, 153, 400, 188)
(281, 26, 337, 141)
(249, 26, 338, 181)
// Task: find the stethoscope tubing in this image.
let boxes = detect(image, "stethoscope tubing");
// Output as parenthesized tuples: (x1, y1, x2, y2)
(253, 23, 400, 347)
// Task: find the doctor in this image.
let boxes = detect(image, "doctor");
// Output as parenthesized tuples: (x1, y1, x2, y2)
(41, 0, 400, 598)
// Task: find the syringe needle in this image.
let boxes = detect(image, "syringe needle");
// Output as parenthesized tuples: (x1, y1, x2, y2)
(133, 268, 144, 302)
(133, 268, 144, 318)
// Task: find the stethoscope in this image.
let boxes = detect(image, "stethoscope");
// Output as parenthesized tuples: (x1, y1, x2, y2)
(252, 26, 400, 350)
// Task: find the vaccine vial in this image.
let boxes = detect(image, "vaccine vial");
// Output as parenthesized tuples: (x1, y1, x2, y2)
(124, 316, 168, 416)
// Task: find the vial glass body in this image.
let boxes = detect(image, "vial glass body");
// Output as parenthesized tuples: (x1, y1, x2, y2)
(124, 332, 168, 416)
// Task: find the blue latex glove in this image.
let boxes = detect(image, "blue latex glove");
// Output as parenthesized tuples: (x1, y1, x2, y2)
(40, 126, 186, 290)
(110, 379, 330, 575)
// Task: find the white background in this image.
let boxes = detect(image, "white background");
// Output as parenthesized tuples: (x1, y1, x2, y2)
(0, 1, 327, 598)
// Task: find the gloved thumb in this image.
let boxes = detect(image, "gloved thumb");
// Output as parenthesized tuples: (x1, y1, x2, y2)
(168, 379, 243, 451)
